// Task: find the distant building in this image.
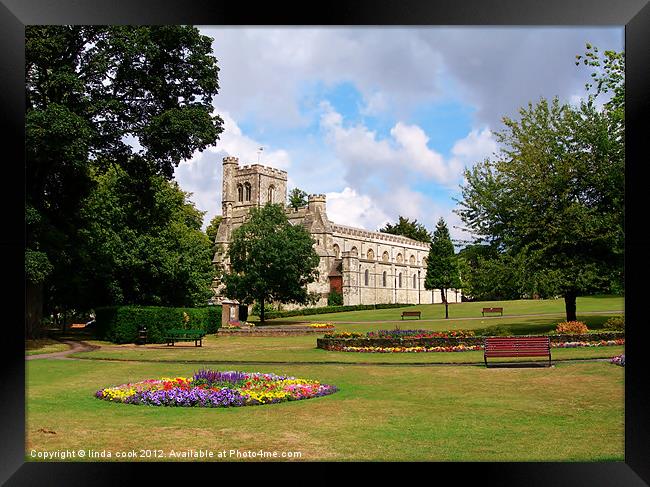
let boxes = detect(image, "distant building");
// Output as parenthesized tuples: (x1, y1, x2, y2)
(213, 156, 461, 307)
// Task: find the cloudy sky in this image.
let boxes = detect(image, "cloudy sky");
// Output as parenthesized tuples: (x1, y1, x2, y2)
(173, 27, 623, 243)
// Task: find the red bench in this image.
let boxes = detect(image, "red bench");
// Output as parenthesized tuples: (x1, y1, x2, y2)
(482, 307, 503, 316)
(484, 336, 551, 367)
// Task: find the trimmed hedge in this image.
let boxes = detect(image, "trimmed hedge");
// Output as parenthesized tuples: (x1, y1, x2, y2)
(262, 303, 414, 321)
(317, 331, 625, 351)
(95, 305, 222, 344)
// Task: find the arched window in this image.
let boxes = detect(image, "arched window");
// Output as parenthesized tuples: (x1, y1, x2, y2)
(398, 273, 402, 288)
(413, 274, 417, 289)
(422, 257, 428, 267)
(382, 251, 389, 262)
(244, 182, 252, 201)
(268, 185, 275, 203)
(396, 253, 403, 264)
(333, 244, 340, 258)
(364, 269, 369, 286)
(237, 184, 244, 202)
(350, 246, 358, 257)
(409, 255, 416, 265)
(382, 271, 387, 287)
(367, 248, 375, 260)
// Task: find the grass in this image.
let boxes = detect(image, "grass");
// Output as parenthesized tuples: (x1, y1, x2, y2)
(26, 295, 625, 462)
(257, 295, 624, 323)
(73, 333, 624, 365)
(25, 339, 70, 356)
(26, 358, 624, 461)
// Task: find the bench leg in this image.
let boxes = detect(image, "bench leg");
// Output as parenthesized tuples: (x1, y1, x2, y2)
(484, 354, 488, 368)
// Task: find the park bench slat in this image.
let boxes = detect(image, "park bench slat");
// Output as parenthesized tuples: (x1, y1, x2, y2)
(484, 336, 551, 367)
(165, 329, 206, 347)
(482, 307, 504, 316)
(401, 311, 421, 320)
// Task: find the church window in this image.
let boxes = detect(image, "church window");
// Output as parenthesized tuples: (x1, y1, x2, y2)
(410, 255, 416, 265)
(350, 246, 358, 257)
(364, 269, 369, 286)
(396, 253, 403, 264)
(333, 244, 340, 258)
(382, 251, 389, 262)
(398, 273, 402, 288)
(367, 249, 374, 260)
(382, 271, 387, 287)
(268, 185, 275, 203)
(237, 184, 243, 202)
(244, 182, 252, 201)
(413, 274, 417, 289)
(422, 257, 428, 267)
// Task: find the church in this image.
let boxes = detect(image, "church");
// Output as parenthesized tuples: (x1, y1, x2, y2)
(213, 156, 462, 308)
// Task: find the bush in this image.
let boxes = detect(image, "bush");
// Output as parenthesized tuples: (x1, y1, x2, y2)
(95, 305, 222, 344)
(603, 316, 624, 331)
(251, 301, 277, 316)
(555, 320, 589, 334)
(327, 290, 343, 306)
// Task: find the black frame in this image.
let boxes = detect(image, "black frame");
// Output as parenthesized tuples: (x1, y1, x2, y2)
(3, 0, 649, 484)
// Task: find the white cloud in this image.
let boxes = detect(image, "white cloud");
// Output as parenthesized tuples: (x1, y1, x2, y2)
(174, 108, 293, 229)
(325, 187, 391, 230)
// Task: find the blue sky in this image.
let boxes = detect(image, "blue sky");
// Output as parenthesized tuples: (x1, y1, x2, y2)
(173, 27, 624, 242)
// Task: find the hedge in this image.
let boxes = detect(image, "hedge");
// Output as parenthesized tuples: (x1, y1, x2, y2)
(95, 305, 222, 344)
(262, 303, 414, 320)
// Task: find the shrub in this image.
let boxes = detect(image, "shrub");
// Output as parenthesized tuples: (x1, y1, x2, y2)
(327, 290, 343, 306)
(95, 305, 221, 344)
(603, 316, 624, 331)
(555, 320, 589, 334)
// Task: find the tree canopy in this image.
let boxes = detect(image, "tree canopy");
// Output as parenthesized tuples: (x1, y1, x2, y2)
(25, 26, 224, 336)
(220, 204, 321, 322)
(205, 215, 223, 244)
(288, 188, 308, 210)
(77, 166, 216, 308)
(379, 216, 432, 243)
(456, 46, 624, 320)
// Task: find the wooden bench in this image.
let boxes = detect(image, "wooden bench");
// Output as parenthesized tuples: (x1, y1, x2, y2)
(401, 311, 421, 320)
(165, 329, 206, 347)
(484, 336, 551, 367)
(482, 307, 503, 316)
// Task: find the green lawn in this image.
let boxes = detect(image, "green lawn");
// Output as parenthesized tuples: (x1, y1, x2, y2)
(26, 358, 624, 461)
(26, 295, 625, 462)
(259, 295, 624, 323)
(25, 339, 70, 356)
(73, 333, 624, 365)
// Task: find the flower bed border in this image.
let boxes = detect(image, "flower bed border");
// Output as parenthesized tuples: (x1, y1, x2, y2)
(317, 331, 625, 351)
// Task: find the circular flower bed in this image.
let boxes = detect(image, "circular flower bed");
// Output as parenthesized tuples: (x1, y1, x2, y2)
(95, 369, 338, 407)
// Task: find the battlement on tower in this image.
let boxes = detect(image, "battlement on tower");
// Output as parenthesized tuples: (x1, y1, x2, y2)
(238, 164, 288, 180)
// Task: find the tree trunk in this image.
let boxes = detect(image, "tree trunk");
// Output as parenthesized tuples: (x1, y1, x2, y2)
(260, 297, 265, 324)
(564, 292, 577, 322)
(26, 281, 43, 339)
(441, 288, 449, 319)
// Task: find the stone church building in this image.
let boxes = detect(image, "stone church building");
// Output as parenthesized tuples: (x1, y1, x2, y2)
(213, 156, 461, 308)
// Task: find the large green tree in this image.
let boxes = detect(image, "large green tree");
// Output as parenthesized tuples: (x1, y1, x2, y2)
(424, 218, 462, 319)
(456, 51, 623, 321)
(379, 216, 432, 243)
(26, 26, 223, 336)
(221, 204, 320, 323)
(77, 166, 215, 307)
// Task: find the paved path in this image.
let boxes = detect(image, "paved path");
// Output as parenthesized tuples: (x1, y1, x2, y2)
(26, 340, 99, 360)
